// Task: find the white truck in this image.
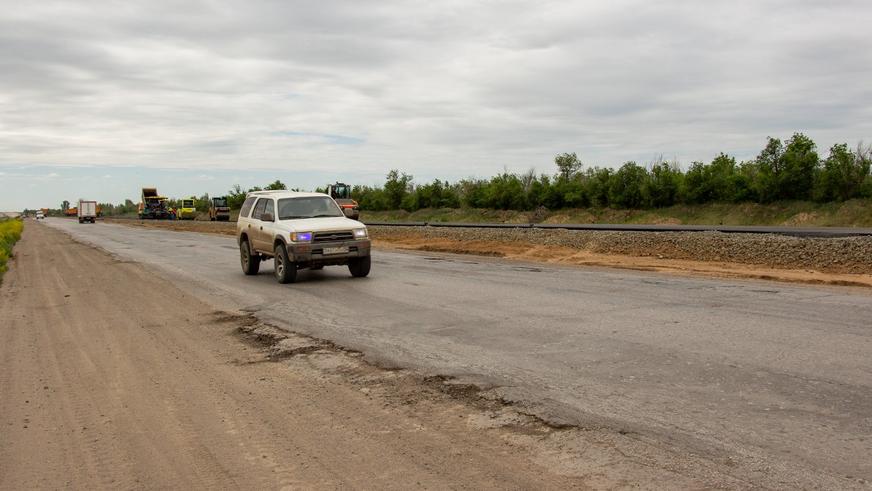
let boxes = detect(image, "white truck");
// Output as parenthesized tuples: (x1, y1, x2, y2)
(78, 200, 97, 224)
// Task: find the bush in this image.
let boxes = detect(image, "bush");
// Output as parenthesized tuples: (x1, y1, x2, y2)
(0, 218, 23, 280)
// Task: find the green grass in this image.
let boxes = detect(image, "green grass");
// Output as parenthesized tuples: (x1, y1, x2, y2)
(360, 199, 872, 227)
(0, 218, 24, 282)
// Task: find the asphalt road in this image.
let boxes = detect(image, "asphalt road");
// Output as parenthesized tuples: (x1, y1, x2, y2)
(44, 218, 872, 487)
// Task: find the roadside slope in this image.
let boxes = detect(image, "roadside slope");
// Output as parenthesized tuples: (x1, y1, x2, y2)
(0, 222, 593, 489)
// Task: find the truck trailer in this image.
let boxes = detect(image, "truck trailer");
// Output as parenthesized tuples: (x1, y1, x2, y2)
(78, 200, 97, 223)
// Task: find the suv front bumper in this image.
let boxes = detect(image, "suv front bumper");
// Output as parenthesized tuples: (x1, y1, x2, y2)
(288, 239, 371, 265)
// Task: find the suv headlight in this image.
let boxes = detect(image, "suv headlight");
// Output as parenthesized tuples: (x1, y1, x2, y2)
(353, 228, 368, 239)
(290, 232, 312, 242)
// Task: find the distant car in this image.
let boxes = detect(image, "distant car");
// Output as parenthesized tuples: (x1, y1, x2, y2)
(35, 210, 45, 220)
(236, 191, 371, 283)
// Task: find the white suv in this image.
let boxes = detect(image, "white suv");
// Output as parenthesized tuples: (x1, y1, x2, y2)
(236, 191, 371, 283)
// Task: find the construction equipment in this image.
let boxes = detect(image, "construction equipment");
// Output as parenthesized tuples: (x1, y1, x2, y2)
(65, 207, 78, 217)
(78, 200, 97, 223)
(138, 187, 174, 220)
(209, 196, 231, 221)
(326, 182, 360, 220)
(178, 196, 197, 220)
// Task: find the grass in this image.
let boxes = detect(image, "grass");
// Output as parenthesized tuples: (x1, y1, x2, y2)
(0, 218, 24, 282)
(360, 199, 872, 228)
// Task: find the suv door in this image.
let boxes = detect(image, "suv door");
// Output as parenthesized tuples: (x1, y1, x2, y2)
(249, 198, 269, 252)
(260, 198, 277, 253)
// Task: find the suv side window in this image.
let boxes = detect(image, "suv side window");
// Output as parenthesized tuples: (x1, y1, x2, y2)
(240, 197, 257, 218)
(262, 199, 275, 221)
(251, 198, 268, 220)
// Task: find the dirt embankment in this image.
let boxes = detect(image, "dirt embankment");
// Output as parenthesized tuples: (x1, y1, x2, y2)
(370, 226, 872, 287)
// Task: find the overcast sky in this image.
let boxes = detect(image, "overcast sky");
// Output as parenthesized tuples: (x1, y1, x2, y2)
(2, 0, 871, 209)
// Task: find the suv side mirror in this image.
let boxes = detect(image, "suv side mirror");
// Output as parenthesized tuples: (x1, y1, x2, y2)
(342, 208, 355, 218)
(261, 212, 274, 222)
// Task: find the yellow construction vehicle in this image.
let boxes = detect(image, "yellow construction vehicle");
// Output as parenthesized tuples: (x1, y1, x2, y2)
(177, 197, 197, 220)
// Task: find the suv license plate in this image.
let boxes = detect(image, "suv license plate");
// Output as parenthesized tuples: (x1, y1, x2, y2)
(323, 246, 349, 255)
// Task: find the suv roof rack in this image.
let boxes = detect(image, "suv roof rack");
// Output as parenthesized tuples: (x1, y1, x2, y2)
(246, 190, 291, 196)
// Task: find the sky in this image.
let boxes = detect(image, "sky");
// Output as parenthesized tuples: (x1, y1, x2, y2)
(2, 0, 871, 210)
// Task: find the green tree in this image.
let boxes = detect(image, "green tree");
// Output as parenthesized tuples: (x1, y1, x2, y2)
(814, 143, 871, 201)
(583, 167, 612, 207)
(645, 160, 684, 207)
(196, 193, 210, 212)
(779, 133, 819, 200)
(383, 170, 413, 209)
(265, 180, 287, 190)
(685, 154, 742, 203)
(227, 184, 247, 209)
(555, 152, 582, 180)
(753, 137, 783, 202)
(608, 162, 648, 208)
(482, 173, 527, 210)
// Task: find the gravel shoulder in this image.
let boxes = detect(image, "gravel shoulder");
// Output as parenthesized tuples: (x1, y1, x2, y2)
(0, 222, 600, 489)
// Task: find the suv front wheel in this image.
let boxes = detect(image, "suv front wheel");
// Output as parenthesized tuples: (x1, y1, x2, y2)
(348, 256, 371, 278)
(274, 243, 297, 284)
(240, 239, 261, 275)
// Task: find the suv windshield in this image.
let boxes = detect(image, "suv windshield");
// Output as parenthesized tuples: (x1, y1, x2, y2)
(278, 197, 343, 220)
(213, 198, 227, 207)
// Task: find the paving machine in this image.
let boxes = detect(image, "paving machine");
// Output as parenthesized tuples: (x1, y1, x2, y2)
(138, 187, 174, 220)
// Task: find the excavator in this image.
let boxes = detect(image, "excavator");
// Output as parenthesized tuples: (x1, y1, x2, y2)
(326, 182, 359, 220)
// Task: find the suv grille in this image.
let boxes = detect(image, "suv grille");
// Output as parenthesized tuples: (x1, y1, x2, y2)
(313, 231, 354, 243)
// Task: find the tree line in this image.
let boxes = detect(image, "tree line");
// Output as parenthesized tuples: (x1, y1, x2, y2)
(90, 133, 872, 216)
(349, 134, 872, 212)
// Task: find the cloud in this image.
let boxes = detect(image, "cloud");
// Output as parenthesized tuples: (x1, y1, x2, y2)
(0, 0, 870, 183)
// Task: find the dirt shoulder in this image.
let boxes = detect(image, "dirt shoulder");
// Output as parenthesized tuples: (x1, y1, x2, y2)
(105, 218, 872, 288)
(0, 222, 590, 489)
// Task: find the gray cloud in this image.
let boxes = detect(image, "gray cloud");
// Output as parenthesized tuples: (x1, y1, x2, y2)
(1, 0, 871, 184)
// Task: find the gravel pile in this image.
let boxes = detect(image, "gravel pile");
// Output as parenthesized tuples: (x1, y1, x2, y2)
(370, 226, 872, 274)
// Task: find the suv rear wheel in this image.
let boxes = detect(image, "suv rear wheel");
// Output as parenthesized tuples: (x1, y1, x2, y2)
(348, 256, 371, 278)
(240, 239, 260, 275)
(274, 243, 297, 284)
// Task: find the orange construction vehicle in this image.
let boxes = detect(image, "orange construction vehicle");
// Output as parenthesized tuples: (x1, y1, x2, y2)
(327, 182, 360, 220)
